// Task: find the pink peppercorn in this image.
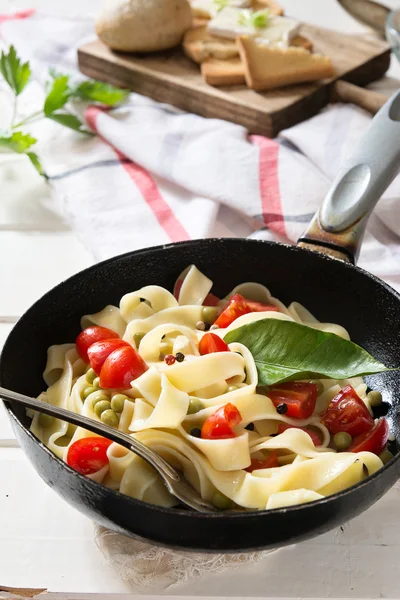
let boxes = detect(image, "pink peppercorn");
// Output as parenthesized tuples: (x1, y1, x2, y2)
(164, 354, 176, 365)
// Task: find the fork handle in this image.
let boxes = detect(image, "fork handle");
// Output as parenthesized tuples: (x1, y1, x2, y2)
(0, 386, 180, 482)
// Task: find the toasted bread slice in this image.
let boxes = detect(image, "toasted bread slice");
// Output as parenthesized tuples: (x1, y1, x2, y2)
(183, 24, 313, 65)
(237, 36, 334, 90)
(193, 17, 210, 28)
(183, 25, 239, 63)
(251, 0, 284, 15)
(201, 58, 246, 86)
(291, 34, 313, 52)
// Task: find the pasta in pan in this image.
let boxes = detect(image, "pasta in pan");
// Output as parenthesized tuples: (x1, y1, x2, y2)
(31, 265, 391, 511)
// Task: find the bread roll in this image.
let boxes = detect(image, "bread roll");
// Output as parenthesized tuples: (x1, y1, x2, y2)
(96, 0, 193, 52)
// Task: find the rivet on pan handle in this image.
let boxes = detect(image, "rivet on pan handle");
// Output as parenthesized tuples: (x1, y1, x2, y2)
(298, 89, 400, 264)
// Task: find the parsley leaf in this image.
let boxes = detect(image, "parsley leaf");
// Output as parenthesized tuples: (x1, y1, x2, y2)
(0, 45, 31, 96)
(74, 80, 129, 106)
(237, 8, 270, 28)
(213, 0, 229, 12)
(0, 130, 36, 153)
(47, 112, 92, 134)
(44, 75, 71, 115)
(27, 152, 46, 177)
(251, 9, 270, 28)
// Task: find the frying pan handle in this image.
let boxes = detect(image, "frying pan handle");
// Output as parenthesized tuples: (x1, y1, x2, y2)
(298, 89, 400, 263)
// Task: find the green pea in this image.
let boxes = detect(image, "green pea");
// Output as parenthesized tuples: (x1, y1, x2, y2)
(379, 450, 393, 465)
(111, 394, 128, 413)
(85, 368, 96, 384)
(93, 377, 101, 389)
(202, 307, 218, 325)
(82, 386, 97, 399)
(93, 393, 110, 405)
(309, 380, 324, 396)
(226, 385, 238, 393)
(38, 413, 54, 428)
(333, 431, 352, 451)
(94, 400, 111, 417)
(212, 491, 233, 510)
(368, 391, 383, 407)
(133, 332, 145, 348)
(100, 409, 119, 427)
(187, 398, 204, 415)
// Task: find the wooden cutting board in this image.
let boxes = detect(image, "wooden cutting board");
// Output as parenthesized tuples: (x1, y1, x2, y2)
(78, 24, 390, 138)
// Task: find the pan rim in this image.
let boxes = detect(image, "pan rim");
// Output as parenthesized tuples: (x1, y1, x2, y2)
(1, 237, 400, 523)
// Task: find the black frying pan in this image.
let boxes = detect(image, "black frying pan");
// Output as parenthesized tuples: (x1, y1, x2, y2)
(1, 93, 400, 553)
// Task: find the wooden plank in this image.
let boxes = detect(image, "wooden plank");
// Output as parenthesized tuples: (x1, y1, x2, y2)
(78, 25, 390, 137)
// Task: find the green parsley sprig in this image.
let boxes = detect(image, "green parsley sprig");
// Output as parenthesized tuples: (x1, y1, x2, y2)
(237, 8, 270, 29)
(0, 45, 130, 177)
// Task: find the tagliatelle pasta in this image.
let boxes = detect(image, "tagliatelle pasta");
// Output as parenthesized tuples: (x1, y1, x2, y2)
(30, 264, 389, 511)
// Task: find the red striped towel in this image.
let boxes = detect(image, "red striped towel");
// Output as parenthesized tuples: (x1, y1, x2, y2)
(1, 10, 400, 292)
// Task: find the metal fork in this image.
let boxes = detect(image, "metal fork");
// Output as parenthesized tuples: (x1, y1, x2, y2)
(0, 386, 217, 513)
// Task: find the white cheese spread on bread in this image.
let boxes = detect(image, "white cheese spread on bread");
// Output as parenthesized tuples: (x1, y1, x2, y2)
(208, 7, 300, 47)
(191, 0, 251, 20)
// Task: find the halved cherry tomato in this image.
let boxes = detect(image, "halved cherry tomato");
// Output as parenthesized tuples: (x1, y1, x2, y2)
(321, 385, 374, 437)
(88, 338, 129, 375)
(76, 326, 119, 362)
(349, 418, 389, 455)
(201, 403, 242, 439)
(268, 382, 318, 419)
(173, 278, 219, 306)
(214, 293, 278, 328)
(245, 452, 279, 472)
(199, 332, 230, 355)
(66, 437, 112, 475)
(203, 292, 220, 307)
(99, 345, 148, 389)
(277, 423, 322, 446)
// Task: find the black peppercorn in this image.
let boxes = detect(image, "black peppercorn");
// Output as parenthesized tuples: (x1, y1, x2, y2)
(276, 403, 288, 414)
(190, 427, 202, 438)
(245, 422, 255, 431)
(175, 352, 185, 362)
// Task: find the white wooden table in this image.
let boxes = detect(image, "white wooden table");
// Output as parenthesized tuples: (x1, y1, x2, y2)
(1, 0, 400, 596)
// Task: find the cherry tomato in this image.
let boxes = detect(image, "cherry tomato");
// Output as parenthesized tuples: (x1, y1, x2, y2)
(321, 385, 374, 437)
(66, 437, 112, 475)
(76, 326, 119, 362)
(199, 332, 230, 355)
(173, 278, 219, 306)
(277, 423, 322, 446)
(203, 292, 220, 307)
(349, 418, 389, 455)
(245, 452, 279, 472)
(88, 338, 129, 375)
(214, 293, 278, 328)
(268, 382, 318, 419)
(201, 403, 242, 439)
(99, 345, 148, 389)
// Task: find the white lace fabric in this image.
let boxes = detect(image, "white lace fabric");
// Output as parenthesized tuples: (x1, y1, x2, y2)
(95, 480, 400, 590)
(94, 525, 273, 591)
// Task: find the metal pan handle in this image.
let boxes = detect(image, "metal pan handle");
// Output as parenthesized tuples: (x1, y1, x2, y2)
(298, 89, 400, 264)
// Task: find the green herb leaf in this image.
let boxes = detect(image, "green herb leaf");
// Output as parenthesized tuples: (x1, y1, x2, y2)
(237, 10, 249, 26)
(237, 8, 270, 28)
(0, 45, 31, 96)
(44, 75, 71, 116)
(47, 111, 92, 134)
(250, 9, 270, 28)
(213, 0, 229, 12)
(74, 80, 129, 106)
(0, 130, 36, 153)
(27, 152, 46, 177)
(224, 318, 391, 386)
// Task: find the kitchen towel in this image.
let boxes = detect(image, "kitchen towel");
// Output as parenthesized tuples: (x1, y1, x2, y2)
(1, 7, 400, 592)
(1, 9, 400, 294)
